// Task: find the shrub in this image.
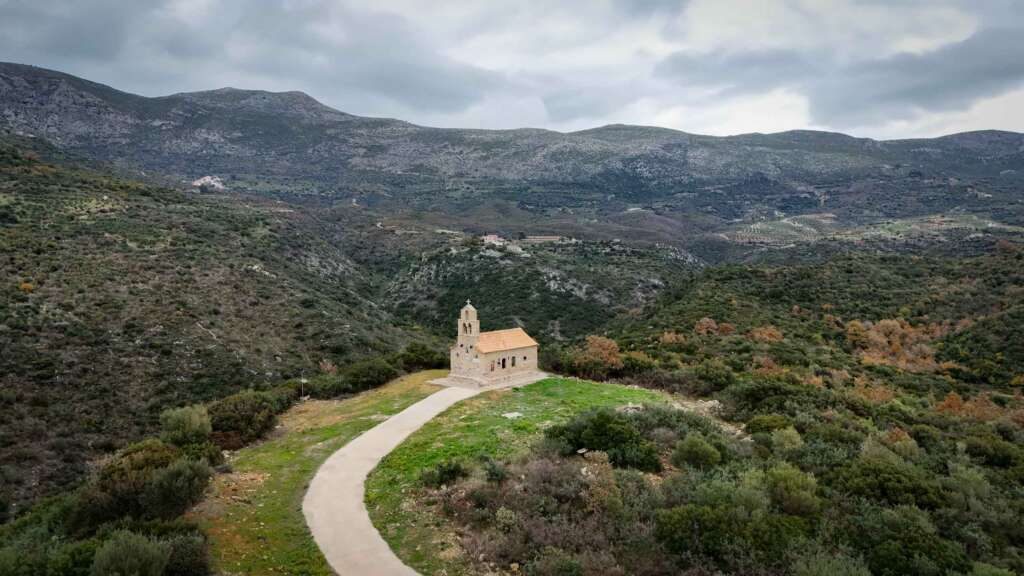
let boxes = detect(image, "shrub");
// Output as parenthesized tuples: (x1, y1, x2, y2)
(91, 531, 169, 576)
(694, 358, 736, 393)
(792, 549, 871, 576)
(771, 427, 804, 456)
(746, 414, 793, 434)
(528, 547, 583, 576)
(849, 505, 970, 576)
(398, 342, 447, 371)
(163, 533, 210, 576)
(764, 463, 819, 517)
(832, 456, 946, 509)
(546, 409, 661, 472)
(567, 336, 623, 380)
(179, 441, 224, 466)
(45, 539, 100, 576)
(208, 390, 276, 448)
(621, 351, 657, 376)
(671, 434, 721, 470)
(656, 504, 740, 562)
(142, 459, 211, 519)
(70, 439, 183, 530)
(305, 375, 351, 399)
(159, 405, 211, 447)
(971, 563, 1016, 576)
(480, 456, 509, 483)
(343, 359, 399, 392)
(420, 460, 469, 488)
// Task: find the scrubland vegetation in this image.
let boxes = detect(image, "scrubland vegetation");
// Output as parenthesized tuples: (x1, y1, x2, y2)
(423, 247, 1024, 575)
(0, 344, 442, 574)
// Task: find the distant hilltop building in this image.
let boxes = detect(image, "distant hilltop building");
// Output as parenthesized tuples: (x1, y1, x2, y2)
(448, 301, 541, 387)
(522, 235, 567, 244)
(481, 234, 506, 246)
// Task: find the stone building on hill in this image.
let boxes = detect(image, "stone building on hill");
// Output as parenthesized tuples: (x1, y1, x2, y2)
(448, 301, 541, 387)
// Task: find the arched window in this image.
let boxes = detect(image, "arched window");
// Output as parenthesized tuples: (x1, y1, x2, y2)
(512, 356, 516, 367)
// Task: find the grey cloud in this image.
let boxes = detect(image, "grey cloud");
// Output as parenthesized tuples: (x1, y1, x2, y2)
(543, 85, 639, 122)
(0, 0, 504, 115)
(0, 0, 1022, 135)
(808, 27, 1024, 125)
(655, 49, 817, 95)
(655, 25, 1024, 128)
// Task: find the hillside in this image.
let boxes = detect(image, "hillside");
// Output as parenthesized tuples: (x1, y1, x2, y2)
(0, 135, 710, 513)
(0, 136, 434, 511)
(3, 63, 1023, 260)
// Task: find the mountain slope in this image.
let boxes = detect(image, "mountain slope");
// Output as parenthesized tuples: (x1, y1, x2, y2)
(0, 135, 432, 511)
(3, 62, 1023, 251)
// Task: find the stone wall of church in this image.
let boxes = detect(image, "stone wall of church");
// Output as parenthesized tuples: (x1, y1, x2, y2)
(481, 346, 538, 379)
(450, 341, 484, 377)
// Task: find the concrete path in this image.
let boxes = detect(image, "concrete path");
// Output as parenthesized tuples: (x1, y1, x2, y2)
(303, 386, 481, 576)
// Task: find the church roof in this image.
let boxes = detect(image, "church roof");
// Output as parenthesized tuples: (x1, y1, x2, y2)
(476, 328, 538, 353)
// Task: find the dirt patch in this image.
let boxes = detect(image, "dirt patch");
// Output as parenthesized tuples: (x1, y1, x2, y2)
(279, 399, 348, 432)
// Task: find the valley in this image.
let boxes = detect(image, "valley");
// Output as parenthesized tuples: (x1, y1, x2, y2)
(1, 62, 1023, 576)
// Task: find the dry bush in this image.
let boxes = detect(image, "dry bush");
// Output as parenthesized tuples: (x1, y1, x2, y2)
(748, 325, 784, 343)
(935, 391, 966, 414)
(694, 317, 718, 335)
(848, 318, 947, 372)
(318, 359, 338, 375)
(851, 376, 896, 403)
(718, 322, 736, 336)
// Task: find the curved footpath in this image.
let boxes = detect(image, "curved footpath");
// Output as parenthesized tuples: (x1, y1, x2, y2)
(303, 386, 482, 575)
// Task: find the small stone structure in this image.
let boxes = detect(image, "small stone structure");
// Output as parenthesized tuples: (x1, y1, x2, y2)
(443, 301, 544, 388)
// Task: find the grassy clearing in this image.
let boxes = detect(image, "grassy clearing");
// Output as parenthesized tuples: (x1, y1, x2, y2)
(365, 377, 671, 575)
(190, 370, 445, 575)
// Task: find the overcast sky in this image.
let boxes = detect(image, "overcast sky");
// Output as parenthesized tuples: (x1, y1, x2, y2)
(2, 0, 1023, 138)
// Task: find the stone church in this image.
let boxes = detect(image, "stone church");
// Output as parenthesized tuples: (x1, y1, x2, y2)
(448, 301, 540, 387)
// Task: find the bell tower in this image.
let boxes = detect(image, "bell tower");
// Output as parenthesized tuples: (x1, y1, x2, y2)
(457, 300, 480, 347)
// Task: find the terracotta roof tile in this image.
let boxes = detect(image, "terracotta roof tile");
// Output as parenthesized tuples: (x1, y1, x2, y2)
(476, 328, 538, 353)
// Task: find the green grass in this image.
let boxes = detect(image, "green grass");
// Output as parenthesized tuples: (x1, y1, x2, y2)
(365, 377, 671, 575)
(191, 370, 445, 575)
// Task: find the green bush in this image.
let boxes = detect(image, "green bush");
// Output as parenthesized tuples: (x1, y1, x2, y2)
(745, 414, 793, 434)
(91, 531, 169, 576)
(694, 359, 736, 393)
(656, 504, 739, 562)
(141, 459, 211, 519)
(179, 441, 224, 466)
(848, 505, 971, 576)
(546, 409, 661, 472)
(397, 342, 447, 371)
(70, 439, 183, 530)
(480, 456, 509, 483)
(764, 463, 819, 517)
(163, 533, 210, 576)
(832, 456, 946, 509)
(46, 539, 100, 576)
(342, 359, 399, 392)
(771, 427, 804, 456)
(208, 390, 276, 449)
(971, 563, 1016, 576)
(671, 434, 721, 469)
(527, 547, 583, 576)
(306, 375, 351, 399)
(159, 405, 211, 447)
(420, 460, 469, 488)
(792, 549, 871, 576)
